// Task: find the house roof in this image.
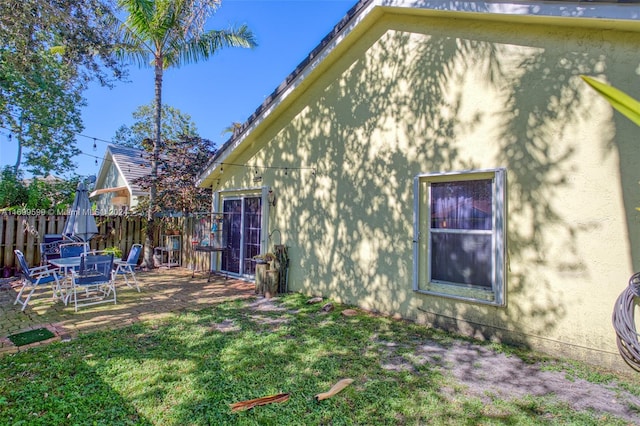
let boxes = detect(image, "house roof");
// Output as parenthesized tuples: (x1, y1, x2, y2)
(23, 174, 63, 186)
(92, 145, 150, 198)
(196, 0, 640, 189)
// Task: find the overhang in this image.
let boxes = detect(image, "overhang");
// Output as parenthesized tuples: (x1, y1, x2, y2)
(196, 0, 640, 189)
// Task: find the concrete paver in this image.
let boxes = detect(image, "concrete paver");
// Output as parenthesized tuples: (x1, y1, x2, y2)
(0, 268, 255, 354)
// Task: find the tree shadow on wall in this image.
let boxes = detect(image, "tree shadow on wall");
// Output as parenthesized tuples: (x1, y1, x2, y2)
(258, 16, 636, 346)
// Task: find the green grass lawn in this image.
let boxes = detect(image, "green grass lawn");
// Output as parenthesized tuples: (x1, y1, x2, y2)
(0, 293, 638, 425)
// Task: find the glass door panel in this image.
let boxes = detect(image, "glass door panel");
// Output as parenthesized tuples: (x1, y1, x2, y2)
(221, 196, 262, 277)
(222, 199, 242, 274)
(243, 197, 262, 276)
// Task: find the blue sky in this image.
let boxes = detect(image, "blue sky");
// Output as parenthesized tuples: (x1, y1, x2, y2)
(0, 0, 355, 178)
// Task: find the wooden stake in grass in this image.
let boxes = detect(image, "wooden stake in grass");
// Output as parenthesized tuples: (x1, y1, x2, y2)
(315, 378, 354, 402)
(229, 393, 290, 412)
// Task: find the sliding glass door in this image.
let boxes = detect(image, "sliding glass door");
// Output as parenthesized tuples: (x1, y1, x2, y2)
(221, 196, 262, 277)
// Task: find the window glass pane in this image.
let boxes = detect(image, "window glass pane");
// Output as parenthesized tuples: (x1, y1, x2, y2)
(431, 180, 493, 230)
(431, 233, 492, 288)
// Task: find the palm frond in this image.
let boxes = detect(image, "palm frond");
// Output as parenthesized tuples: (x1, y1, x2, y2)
(581, 75, 640, 127)
(167, 26, 256, 68)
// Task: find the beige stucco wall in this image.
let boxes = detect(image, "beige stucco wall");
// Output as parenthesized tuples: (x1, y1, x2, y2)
(213, 13, 640, 370)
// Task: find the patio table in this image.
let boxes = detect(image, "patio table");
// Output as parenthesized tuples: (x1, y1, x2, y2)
(48, 256, 82, 304)
(192, 246, 226, 282)
(49, 256, 82, 274)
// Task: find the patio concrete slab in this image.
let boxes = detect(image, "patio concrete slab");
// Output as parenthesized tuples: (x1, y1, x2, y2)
(0, 268, 255, 355)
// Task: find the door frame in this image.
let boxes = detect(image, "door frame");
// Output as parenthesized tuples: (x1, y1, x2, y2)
(213, 186, 270, 278)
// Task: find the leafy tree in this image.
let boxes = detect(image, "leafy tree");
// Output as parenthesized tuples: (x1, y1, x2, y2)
(0, 0, 125, 176)
(134, 136, 215, 216)
(0, 166, 79, 211)
(0, 167, 28, 209)
(24, 177, 79, 211)
(116, 0, 256, 267)
(113, 103, 198, 149)
(1, 50, 84, 176)
(0, 0, 124, 86)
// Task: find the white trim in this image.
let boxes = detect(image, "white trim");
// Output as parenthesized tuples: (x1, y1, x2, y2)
(213, 186, 270, 278)
(414, 167, 507, 306)
(89, 186, 128, 198)
(412, 176, 421, 292)
(260, 186, 270, 255)
(381, 0, 640, 23)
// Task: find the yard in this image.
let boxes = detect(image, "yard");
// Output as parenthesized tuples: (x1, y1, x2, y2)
(1, 282, 639, 425)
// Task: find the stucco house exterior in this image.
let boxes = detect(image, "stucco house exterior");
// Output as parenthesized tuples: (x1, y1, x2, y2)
(91, 145, 150, 214)
(197, 0, 640, 371)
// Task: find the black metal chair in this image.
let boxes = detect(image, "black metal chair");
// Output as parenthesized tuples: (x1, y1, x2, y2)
(39, 240, 63, 265)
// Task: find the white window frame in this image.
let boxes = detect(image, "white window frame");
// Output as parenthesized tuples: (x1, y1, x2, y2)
(413, 168, 506, 306)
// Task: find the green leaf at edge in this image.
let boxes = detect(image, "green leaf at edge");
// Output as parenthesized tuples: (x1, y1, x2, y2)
(581, 75, 640, 127)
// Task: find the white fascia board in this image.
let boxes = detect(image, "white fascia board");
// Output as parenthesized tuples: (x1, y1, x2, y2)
(111, 156, 135, 197)
(385, 0, 640, 21)
(196, 0, 379, 188)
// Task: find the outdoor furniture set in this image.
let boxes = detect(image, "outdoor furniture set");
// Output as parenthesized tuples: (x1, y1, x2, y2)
(13, 243, 142, 312)
(12, 182, 143, 312)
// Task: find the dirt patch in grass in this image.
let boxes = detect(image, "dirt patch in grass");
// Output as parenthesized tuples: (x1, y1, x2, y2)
(210, 297, 294, 332)
(210, 319, 240, 333)
(216, 296, 640, 423)
(376, 338, 640, 423)
(245, 297, 288, 312)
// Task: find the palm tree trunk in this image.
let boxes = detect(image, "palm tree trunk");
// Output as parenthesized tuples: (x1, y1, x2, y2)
(12, 116, 24, 176)
(143, 58, 163, 269)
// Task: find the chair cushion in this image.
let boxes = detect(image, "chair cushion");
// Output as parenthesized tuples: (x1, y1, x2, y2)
(76, 273, 110, 285)
(29, 274, 58, 285)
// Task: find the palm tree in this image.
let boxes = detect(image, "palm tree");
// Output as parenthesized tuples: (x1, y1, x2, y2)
(116, 0, 256, 268)
(221, 121, 243, 138)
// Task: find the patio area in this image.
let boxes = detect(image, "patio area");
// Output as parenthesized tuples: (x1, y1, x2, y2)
(0, 267, 255, 355)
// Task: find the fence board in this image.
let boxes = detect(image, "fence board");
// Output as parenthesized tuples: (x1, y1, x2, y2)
(3, 216, 16, 270)
(1, 214, 151, 276)
(0, 215, 5, 270)
(0, 214, 213, 276)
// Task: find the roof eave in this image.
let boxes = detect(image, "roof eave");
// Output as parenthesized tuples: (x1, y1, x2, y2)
(196, 0, 640, 188)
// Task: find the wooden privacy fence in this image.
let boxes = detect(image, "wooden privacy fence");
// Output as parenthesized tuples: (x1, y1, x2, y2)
(1, 214, 145, 276)
(1, 214, 209, 277)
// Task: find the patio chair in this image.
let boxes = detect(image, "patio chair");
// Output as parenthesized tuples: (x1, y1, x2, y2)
(114, 244, 142, 292)
(39, 239, 63, 265)
(60, 242, 89, 258)
(13, 250, 61, 311)
(70, 253, 116, 312)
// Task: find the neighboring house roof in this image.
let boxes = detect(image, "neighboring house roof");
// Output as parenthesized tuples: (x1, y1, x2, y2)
(22, 174, 63, 186)
(92, 145, 151, 198)
(196, 0, 640, 188)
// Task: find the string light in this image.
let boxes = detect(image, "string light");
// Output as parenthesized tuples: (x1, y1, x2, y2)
(207, 161, 315, 174)
(1, 115, 319, 178)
